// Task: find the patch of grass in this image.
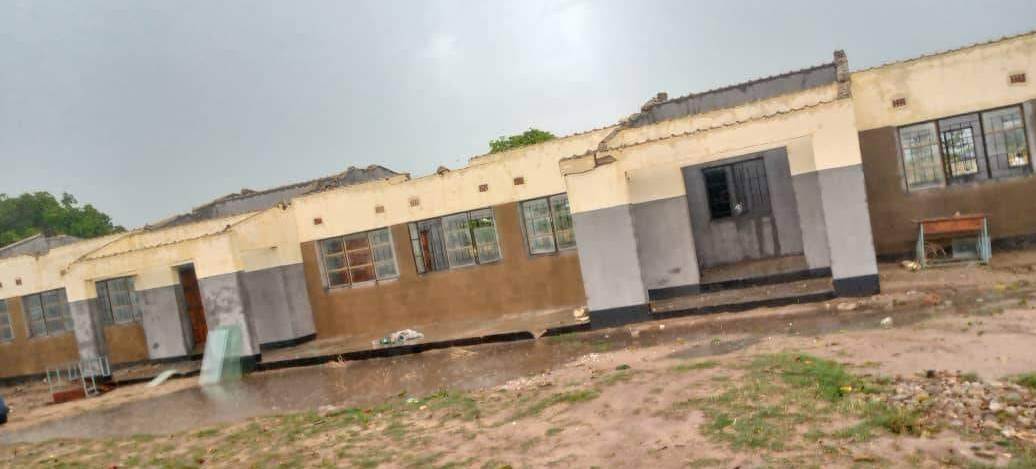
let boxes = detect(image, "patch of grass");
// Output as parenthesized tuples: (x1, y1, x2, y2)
(417, 390, 481, 421)
(192, 428, 220, 439)
(510, 389, 600, 420)
(752, 353, 879, 402)
(545, 427, 564, 437)
(597, 369, 634, 386)
(1015, 372, 1036, 390)
(672, 360, 720, 372)
(960, 372, 981, 383)
(683, 353, 902, 452)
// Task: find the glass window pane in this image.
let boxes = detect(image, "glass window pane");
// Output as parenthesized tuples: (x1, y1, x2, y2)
(550, 194, 576, 249)
(522, 198, 556, 254)
(416, 219, 449, 272)
(983, 107, 1030, 169)
(0, 300, 11, 341)
(469, 209, 501, 263)
(899, 122, 945, 189)
(321, 238, 344, 255)
(324, 254, 347, 270)
(95, 281, 113, 324)
(443, 213, 475, 267)
(327, 271, 350, 287)
(369, 229, 398, 279)
(23, 295, 45, 337)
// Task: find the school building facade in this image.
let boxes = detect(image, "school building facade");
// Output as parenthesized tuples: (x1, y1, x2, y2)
(1, 31, 1034, 379)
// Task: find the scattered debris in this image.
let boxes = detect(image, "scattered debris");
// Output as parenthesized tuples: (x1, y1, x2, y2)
(146, 370, 179, 388)
(326, 356, 349, 369)
(836, 301, 859, 312)
(880, 317, 894, 328)
(573, 307, 589, 322)
(374, 329, 425, 347)
(900, 260, 921, 271)
(886, 370, 1036, 444)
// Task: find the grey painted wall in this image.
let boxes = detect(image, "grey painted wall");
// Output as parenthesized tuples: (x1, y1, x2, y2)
(137, 285, 191, 359)
(682, 148, 804, 268)
(69, 297, 105, 361)
(630, 64, 836, 127)
(817, 164, 879, 280)
(631, 196, 700, 290)
(241, 263, 316, 346)
(790, 172, 832, 270)
(198, 271, 260, 357)
(572, 204, 647, 311)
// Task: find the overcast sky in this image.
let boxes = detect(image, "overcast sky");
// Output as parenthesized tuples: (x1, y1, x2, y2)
(1, 1, 1034, 228)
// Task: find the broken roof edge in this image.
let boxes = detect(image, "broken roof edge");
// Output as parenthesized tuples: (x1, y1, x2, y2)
(560, 95, 845, 173)
(852, 28, 1036, 74)
(147, 164, 402, 231)
(74, 211, 264, 263)
(466, 123, 619, 165)
(652, 60, 838, 109)
(0, 233, 44, 254)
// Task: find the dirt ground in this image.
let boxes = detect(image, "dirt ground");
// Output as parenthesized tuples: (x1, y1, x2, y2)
(3, 256, 1036, 467)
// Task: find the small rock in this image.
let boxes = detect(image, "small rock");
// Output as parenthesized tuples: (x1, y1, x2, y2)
(880, 317, 894, 328)
(990, 401, 1004, 412)
(837, 302, 859, 311)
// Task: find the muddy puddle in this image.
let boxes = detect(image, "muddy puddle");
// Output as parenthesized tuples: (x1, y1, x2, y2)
(3, 285, 1031, 443)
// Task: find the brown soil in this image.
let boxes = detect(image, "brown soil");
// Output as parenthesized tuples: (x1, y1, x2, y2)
(2, 256, 1036, 467)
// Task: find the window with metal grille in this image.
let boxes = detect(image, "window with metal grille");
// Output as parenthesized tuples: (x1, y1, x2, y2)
(520, 194, 576, 255)
(22, 289, 73, 337)
(703, 159, 771, 220)
(408, 208, 502, 273)
(96, 277, 142, 324)
(320, 228, 398, 288)
(939, 126, 979, 179)
(982, 106, 1031, 170)
(898, 122, 945, 190)
(0, 299, 13, 342)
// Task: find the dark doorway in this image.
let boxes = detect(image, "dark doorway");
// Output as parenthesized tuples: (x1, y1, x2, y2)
(178, 265, 208, 348)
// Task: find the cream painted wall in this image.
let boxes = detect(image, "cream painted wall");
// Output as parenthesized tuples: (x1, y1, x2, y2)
(853, 32, 1036, 131)
(293, 127, 613, 243)
(231, 204, 305, 272)
(66, 233, 240, 301)
(567, 99, 861, 213)
(0, 234, 124, 300)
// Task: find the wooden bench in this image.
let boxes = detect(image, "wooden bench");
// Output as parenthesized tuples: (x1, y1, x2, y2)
(914, 214, 991, 268)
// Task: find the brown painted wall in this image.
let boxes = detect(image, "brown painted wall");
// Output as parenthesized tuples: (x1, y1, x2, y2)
(103, 322, 149, 365)
(0, 297, 79, 378)
(301, 202, 587, 338)
(859, 126, 1036, 256)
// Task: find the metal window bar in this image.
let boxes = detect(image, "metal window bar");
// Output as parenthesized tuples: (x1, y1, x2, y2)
(939, 126, 979, 179)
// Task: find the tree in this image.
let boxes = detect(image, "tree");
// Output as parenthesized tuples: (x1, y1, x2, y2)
(0, 192, 124, 248)
(489, 128, 556, 154)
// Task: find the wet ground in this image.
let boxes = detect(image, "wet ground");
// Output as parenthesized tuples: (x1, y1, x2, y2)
(5, 281, 1029, 444)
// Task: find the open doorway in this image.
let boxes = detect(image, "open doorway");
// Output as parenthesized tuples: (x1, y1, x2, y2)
(177, 265, 208, 350)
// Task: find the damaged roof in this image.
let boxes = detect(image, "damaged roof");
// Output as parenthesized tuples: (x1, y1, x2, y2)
(150, 164, 399, 229)
(0, 233, 83, 260)
(626, 62, 838, 128)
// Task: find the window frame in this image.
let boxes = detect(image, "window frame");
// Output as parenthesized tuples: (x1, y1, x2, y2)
(519, 193, 577, 256)
(0, 299, 13, 342)
(318, 227, 400, 290)
(981, 105, 1032, 172)
(96, 276, 143, 325)
(898, 103, 1032, 192)
(408, 207, 503, 274)
(21, 288, 73, 338)
(701, 158, 771, 221)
